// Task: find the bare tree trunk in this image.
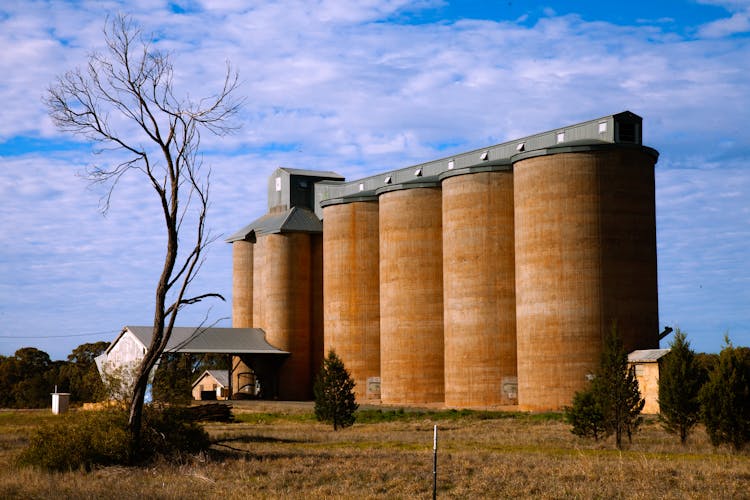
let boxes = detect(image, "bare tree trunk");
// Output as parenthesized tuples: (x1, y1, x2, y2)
(45, 14, 240, 462)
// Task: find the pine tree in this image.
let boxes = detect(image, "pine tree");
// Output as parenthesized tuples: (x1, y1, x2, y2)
(658, 329, 704, 444)
(700, 337, 750, 451)
(593, 324, 645, 449)
(568, 323, 645, 448)
(314, 350, 358, 430)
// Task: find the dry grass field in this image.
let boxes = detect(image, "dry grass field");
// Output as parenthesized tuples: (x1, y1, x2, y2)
(1, 404, 749, 499)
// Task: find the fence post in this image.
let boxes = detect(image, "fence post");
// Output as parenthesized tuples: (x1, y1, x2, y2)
(433, 424, 438, 500)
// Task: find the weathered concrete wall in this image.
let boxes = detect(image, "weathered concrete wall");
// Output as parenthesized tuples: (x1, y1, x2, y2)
(231, 240, 254, 397)
(597, 149, 659, 353)
(442, 171, 517, 407)
(232, 240, 254, 328)
(379, 187, 444, 404)
(310, 233, 325, 383)
(253, 232, 312, 400)
(322, 201, 381, 401)
(631, 361, 661, 414)
(514, 148, 658, 411)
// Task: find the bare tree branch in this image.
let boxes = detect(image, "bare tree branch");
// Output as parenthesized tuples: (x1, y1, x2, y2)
(45, 13, 241, 458)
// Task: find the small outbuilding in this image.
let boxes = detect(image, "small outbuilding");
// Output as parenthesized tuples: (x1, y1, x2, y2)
(192, 370, 230, 400)
(628, 348, 671, 414)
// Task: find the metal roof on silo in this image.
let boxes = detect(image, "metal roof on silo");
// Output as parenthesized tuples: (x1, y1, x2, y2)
(225, 206, 323, 242)
(313, 110, 654, 218)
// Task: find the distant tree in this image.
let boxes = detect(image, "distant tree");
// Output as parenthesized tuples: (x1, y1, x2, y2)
(58, 341, 110, 403)
(11, 348, 54, 408)
(568, 324, 645, 448)
(700, 337, 750, 451)
(694, 352, 719, 376)
(314, 350, 358, 431)
(658, 329, 704, 444)
(152, 353, 193, 404)
(46, 14, 240, 455)
(0, 355, 20, 407)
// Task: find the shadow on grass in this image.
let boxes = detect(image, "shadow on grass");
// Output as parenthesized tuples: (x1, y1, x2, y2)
(208, 441, 306, 462)
(216, 435, 305, 445)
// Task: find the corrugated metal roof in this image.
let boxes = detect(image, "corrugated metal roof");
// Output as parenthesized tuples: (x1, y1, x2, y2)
(628, 349, 670, 363)
(123, 326, 288, 354)
(192, 370, 229, 388)
(225, 206, 323, 242)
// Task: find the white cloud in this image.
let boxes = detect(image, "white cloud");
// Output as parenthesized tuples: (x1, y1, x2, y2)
(1, 0, 749, 357)
(698, 8, 750, 37)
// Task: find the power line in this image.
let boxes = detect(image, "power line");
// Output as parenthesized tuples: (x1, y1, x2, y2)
(0, 330, 119, 339)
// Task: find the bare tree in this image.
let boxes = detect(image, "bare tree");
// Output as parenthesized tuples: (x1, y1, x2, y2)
(46, 14, 241, 455)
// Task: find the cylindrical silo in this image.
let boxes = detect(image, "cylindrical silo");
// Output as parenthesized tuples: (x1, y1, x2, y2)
(513, 144, 659, 411)
(322, 199, 380, 401)
(253, 232, 312, 400)
(310, 233, 324, 382)
(232, 239, 254, 327)
(441, 167, 517, 407)
(379, 184, 443, 405)
(231, 239, 254, 397)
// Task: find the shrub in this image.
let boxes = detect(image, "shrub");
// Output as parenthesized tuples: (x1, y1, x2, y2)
(18, 409, 130, 471)
(314, 350, 358, 430)
(141, 405, 211, 458)
(566, 387, 606, 440)
(18, 406, 210, 471)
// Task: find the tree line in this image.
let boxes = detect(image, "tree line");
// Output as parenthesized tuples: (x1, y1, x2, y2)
(566, 327, 750, 451)
(0, 342, 110, 408)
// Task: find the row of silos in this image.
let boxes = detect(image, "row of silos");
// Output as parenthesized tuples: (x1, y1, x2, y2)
(321, 143, 659, 410)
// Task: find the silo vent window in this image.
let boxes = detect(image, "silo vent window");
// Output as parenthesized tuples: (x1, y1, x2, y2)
(480, 150, 489, 161)
(516, 142, 525, 152)
(598, 122, 607, 134)
(359, 183, 364, 191)
(414, 168, 423, 177)
(556, 131, 565, 143)
(384, 176, 392, 184)
(447, 159, 455, 170)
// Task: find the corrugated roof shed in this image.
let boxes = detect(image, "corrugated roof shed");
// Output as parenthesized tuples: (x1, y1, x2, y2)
(628, 349, 670, 363)
(192, 370, 229, 388)
(120, 326, 288, 354)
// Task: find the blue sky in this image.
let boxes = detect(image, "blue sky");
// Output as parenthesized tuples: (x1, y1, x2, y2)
(1, 0, 749, 361)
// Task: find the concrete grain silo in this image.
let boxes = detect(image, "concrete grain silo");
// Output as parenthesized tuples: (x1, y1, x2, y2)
(378, 183, 444, 405)
(321, 198, 381, 400)
(513, 141, 659, 411)
(227, 167, 344, 400)
(228, 111, 661, 410)
(253, 232, 312, 400)
(310, 233, 325, 381)
(230, 239, 254, 395)
(441, 166, 517, 407)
